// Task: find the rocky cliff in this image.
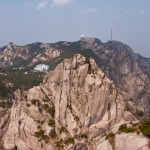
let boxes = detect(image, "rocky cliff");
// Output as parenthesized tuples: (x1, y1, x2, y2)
(0, 38, 150, 119)
(0, 42, 61, 68)
(0, 54, 149, 150)
(80, 38, 150, 119)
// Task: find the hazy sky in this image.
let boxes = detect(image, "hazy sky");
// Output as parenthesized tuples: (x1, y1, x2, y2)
(0, 0, 150, 57)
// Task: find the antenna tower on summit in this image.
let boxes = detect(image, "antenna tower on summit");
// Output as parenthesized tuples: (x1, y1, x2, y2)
(110, 29, 112, 41)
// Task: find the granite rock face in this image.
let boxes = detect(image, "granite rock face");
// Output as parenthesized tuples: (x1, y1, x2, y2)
(80, 38, 150, 118)
(96, 133, 149, 150)
(0, 54, 149, 150)
(0, 42, 61, 68)
(0, 38, 150, 119)
(114, 133, 149, 150)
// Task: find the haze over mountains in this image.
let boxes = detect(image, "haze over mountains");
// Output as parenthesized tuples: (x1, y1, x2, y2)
(0, 38, 150, 150)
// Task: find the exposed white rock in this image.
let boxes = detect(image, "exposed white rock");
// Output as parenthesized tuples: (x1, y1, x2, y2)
(95, 133, 150, 150)
(31, 47, 60, 65)
(96, 140, 113, 150)
(115, 133, 149, 150)
(123, 111, 133, 122)
(1, 54, 148, 150)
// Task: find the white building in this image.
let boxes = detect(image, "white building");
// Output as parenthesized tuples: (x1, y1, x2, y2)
(34, 64, 49, 72)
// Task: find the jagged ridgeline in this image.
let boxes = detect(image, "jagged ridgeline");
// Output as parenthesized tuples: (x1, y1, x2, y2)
(0, 38, 150, 119)
(0, 54, 149, 150)
(0, 39, 100, 97)
(0, 40, 100, 70)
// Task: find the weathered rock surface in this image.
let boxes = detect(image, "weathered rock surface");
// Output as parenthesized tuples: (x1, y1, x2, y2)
(115, 133, 149, 150)
(96, 140, 113, 150)
(2, 90, 55, 150)
(1, 38, 150, 119)
(96, 133, 149, 150)
(80, 38, 150, 118)
(0, 54, 149, 150)
(0, 42, 61, 68)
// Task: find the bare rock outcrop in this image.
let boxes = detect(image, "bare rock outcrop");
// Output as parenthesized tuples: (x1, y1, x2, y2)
(1, 38, 150, 119)
(0, 42, 61, 67)
(115, 133, 149, 150)
(1, 54, 149, 150)
(96, 133, 149, 150)
(80, 38, 150, 118)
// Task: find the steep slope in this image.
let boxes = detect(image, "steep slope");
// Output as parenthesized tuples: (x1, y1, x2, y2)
(0, 38, 150, 118)
(1, 54, 149, 150)
(0, 42, 61, 69)
(80, 38, 150, 118)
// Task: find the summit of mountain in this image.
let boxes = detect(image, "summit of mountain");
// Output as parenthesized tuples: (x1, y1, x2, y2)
(0, 38, 150, 118)
(0, 54, 149, 150)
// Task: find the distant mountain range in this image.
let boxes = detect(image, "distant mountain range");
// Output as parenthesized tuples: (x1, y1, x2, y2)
(0, 38, 150, 150)
(0, 37, 150, 119)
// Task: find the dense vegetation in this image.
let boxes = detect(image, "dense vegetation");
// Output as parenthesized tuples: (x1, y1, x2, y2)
(0, 70, 44, 99)
(117, 119, 150, 138)
(34, 130, 49, 142)
(119, 124, 136, 133)
(0, 83, 10, 99)
(0, 40, 103, 100)
(140, 119, 150, 137)
(0, 101, 13, 108)
(48, 119, 55, 127)
(7, 71, 44, 90)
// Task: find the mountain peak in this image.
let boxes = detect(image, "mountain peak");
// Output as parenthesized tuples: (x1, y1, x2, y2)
(8, 42, 15, 45)
(0, 43, 150, 149)
(7, 42, 16, 49)
(3, 53, 146, 150)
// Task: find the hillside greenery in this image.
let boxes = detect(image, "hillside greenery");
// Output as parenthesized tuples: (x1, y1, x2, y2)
(0, 41, 102, 100)
(0, 70, 44, 99)
(140, 119, 150, 137)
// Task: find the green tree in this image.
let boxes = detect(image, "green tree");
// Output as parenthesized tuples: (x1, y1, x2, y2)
(140, 119, 150, 137)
